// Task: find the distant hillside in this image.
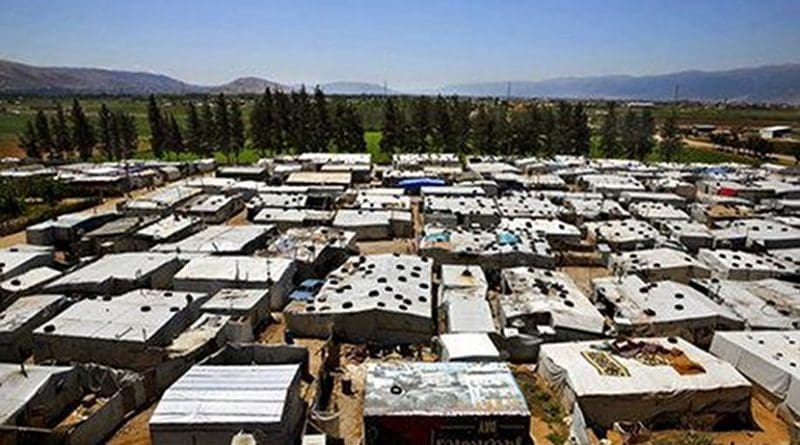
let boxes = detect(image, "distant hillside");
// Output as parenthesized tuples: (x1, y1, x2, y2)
(0, 59, 200, 95)
(0, 59, 290, 95)
(320, 82, 396, 95)
(441, 64, 800, 104)
(209, 77, 288, 94)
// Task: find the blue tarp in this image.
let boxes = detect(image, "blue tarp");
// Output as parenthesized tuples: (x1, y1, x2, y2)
(398, 178, 446, 189)
(497, 231, 521, 246)
(423, 231, 451, 243)
(701, 166, 733, 175)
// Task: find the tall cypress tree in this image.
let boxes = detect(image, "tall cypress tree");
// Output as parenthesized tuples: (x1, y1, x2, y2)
(493, 103, 511, 155)
(97, 104, 114, 161)
(509, 104, 542, 157)
(660, 110, 683, 162)
(147, 95, 166, 159)
(200, 100, 215, 156)
(635, 108, 655, 161)
(450, 97, 471, 155)
(331, 102, 365, 152)
(261, 89, 277, 154)
(51, 103, 71, 160)
(541, 106, 556, 157)
(506, 107, 526, 156)
(109, 111, 122, 160)
(431, 95, 452, 153)
(471, 105, 497, 154)
(552, 101, 573, 155)
(18, 120, 40, 159)
(345, 103, 366, 152)
(528, 104, 545, 156)
(34, 110, 54, 159)
(71, 99, 95, 161)
(572, 103, 591, 158)
(620, 108, 639, 159)
(229, 99, 245, 163)
(290, 87, 311, 153)
(599, 101, 620, 158)
(118, 111, 138, 160)
(167, 115, 184, 158)
(185, 102, 202, 156)
(409, 97, 430, 152)
(310, 86, 331, 152)
(249, 93, 268, 156)
(380, 97, 403, 155)
(214, 94, 231, 162)
(273, 90, 292, 154)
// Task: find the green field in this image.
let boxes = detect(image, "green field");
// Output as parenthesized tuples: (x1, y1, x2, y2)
(652, 105, 800, 129)
(0, 97, 235, 155)
(365, 131, 385, 163)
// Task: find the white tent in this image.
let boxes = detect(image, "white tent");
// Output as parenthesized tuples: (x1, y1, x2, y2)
(538, 337, 751, 432)
(711, 330, 800, 422)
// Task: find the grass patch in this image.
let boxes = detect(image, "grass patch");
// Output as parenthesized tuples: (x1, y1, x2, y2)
(511, 366, 569, 445)
(652, 431, 715, 445)
(365, 131, 388, 164)
(545, 431, 568, 445)
(654, 105, 800, 128)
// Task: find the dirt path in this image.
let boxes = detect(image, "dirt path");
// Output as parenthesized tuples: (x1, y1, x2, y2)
(357, 238, 416, 255)
(684, 137, 797, 165)
(561, 265, 611, 296)
(636, 395, 790, 445)
(105, 404, 156, 445)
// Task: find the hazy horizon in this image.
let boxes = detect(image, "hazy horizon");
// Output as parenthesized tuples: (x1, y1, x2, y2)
(1, 0, 799, 91)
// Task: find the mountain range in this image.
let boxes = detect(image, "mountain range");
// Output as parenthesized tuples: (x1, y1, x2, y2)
(1, 58, 799, 104)
(440, 64, 800, 104)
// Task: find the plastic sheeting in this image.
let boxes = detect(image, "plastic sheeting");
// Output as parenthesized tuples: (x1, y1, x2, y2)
(711, 331, 800, 419)
(539, 337, 752, 430)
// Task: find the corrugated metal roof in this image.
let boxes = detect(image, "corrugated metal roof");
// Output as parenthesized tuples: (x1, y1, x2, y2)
(154, 225, 272, 254)
(202, 288, 270, 313)
(135, 215, 201, 241)
(34, 289, 204, 345)
(0, 250, 53, 280)
(286, 171, 351, 186)
(0, 363, 73, 424)
(364, 362, 528, 417)
(150, 364, 300, 426)
(46, 252, 177, 287)
(439, 333, 500, 361)
(174, 256, 294, 283)
(0, 294, 65, 335)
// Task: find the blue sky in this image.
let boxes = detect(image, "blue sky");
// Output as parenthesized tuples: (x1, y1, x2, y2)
(1, 0, 798, 90)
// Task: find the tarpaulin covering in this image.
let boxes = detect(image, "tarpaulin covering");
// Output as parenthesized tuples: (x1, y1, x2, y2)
(711, 331, 800, 419)
(538, 337, 751, 431)
(398, 178, 446, 189)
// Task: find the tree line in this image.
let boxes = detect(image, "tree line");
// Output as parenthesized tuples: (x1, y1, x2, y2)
(19, 93, 690, 163)
(145, 88, 366, 161)
(148, 93, 244, 162)
(597, 102, 660, 160)
(380, 97, 593, 157)
(18, 99, 138, 162)
(249, 87, 365, 155)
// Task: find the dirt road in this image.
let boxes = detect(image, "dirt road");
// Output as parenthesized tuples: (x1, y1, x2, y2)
(684, 137, 797, 165)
